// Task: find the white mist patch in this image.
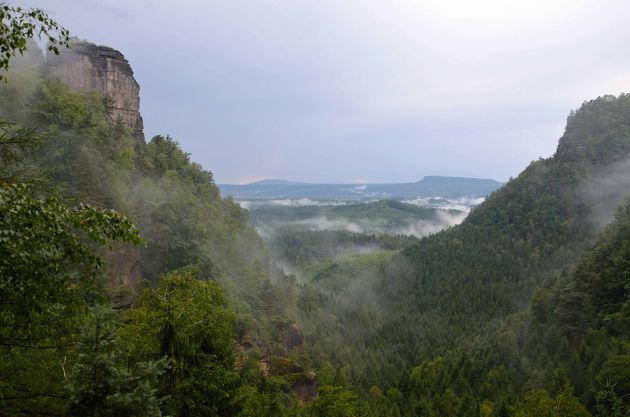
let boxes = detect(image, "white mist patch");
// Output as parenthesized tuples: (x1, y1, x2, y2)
(333, 244, 382, 257)
(339, 185, 388, 198)
(403, 195, 485, 212)
(272, 259, 302, 279)
(287, 211, 466, 238)
(248, 197, 480, 241)
(384, 210, 468, 237)
(239, 198, 349, 209)
(293, 216, 365, 233)
(578, 158, 630, 229)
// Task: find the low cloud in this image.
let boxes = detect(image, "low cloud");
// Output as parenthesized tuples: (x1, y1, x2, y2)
(257, 210, 466, 238)
(578, 158, 630, 229)
(239, 198, 349, 209)
(402, 196, 486, 212)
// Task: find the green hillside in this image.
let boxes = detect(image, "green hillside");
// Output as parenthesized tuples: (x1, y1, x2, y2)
(0, 67, 305, 415)
(4, 7, 630, 417)
(290, 94, 630, 396)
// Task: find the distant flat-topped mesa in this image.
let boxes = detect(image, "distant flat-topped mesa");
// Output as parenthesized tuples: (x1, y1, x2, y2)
(45, 40, 144, 141)
(219, 176, 505, 200)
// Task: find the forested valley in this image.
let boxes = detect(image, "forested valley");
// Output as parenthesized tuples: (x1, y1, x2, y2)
(3, 4, 630, 417)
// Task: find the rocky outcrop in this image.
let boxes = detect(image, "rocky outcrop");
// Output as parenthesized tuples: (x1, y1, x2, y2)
(102, 242, 143, 289)
(267, 356, 318, 404)
(275, 322, 304, 355)
(236, 319, 316, 403)
(45, 40, 144, 140)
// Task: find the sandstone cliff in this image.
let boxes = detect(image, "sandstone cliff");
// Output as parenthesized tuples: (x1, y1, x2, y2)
(45, 40, 144, 140)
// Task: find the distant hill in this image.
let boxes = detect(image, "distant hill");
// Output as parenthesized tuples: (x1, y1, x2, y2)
(219, 176, 504, 200)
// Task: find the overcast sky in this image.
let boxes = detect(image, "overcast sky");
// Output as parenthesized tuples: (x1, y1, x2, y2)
(18, 0, 630, 183)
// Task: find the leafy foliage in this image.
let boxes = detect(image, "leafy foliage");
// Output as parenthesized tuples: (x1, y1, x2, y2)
(0, 3, 70, 79)
(67, 306, 166, 417)
(124, 267, 240, 417)
(0, 120, 40, 182)
(303, 385, 366, 417)
(0, 183, 143, 415)
(0, 183, 142, 347)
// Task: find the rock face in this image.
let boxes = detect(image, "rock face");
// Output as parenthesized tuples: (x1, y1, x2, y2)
(267, 356, 318, 404)
(102, 243, 143, 289)
(45, 40, 144, 140)
(276, 322, 304, 355)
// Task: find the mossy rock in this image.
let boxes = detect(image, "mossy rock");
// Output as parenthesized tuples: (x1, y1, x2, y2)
(268, 356, 303, 375)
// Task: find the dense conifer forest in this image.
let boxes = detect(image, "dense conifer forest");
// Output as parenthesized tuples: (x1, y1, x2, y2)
(3, 4, 630, 417)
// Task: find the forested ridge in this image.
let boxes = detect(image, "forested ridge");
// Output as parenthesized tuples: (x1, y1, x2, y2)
(0, 15, 308, 415)
(3, 5, 630, 417)
(290, 94, 630, 398)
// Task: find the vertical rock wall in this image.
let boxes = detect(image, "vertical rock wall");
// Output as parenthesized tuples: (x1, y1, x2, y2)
(45, 40, 146, 287)
(45, 40, 144, 141)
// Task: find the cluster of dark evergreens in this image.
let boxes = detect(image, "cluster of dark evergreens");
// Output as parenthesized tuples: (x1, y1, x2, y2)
(4, 5, 630, 417)
(269, 229, 416, 266)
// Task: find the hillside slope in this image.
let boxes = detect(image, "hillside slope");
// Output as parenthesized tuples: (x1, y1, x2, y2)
(0, 47, 333, 413)
(300, 94, 630, 390)
(0, 60, 308, 375)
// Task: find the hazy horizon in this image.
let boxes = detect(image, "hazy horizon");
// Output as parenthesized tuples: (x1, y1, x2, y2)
(219, 175, 505, 186)
(19, 0, 630, 183)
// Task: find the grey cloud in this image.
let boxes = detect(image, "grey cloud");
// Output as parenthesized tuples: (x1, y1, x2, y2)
(19, 0, 630, 183)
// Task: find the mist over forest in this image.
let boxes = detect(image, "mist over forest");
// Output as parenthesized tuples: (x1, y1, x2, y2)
(3, 3, 630, 417)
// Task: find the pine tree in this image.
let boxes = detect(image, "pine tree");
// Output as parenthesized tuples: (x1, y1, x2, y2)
(67, 306, 166, 417)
